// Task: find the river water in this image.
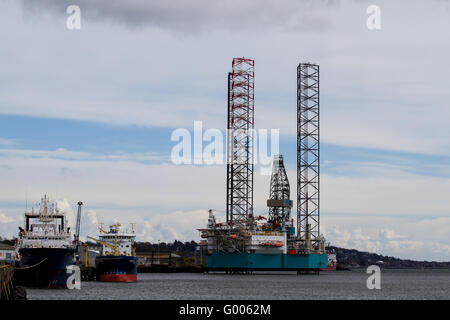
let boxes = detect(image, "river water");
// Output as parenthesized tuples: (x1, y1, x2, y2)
(26, 269, 449, 300)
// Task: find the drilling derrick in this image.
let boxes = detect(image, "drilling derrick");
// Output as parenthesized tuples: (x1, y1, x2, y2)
(267, 155, 292, 229)
(226, 58, 255, 229)
(297, 63, 322, 251)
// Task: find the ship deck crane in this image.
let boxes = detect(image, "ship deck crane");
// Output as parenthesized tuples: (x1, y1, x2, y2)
(87, 236, 121, 256)
(74, 201, 83, 247)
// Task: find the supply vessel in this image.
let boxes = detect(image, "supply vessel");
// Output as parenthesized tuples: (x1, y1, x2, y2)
(88, 223, 137, 282)
(14, 195, 77, 288)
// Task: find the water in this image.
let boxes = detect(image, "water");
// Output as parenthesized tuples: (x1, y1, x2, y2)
(26, 269, 449, 300)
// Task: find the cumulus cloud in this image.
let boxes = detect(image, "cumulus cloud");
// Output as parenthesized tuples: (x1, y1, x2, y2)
(0, 212, 20, 224)
(0, 211, 22, 239)
(322, 216, 450, 261)
(55, 197, 76, 230)
(86, 210, 98, 225)
(138, 210, 209, 242)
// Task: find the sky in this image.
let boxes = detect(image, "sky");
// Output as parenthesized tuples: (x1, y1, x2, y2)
(0, 0, 449, 261)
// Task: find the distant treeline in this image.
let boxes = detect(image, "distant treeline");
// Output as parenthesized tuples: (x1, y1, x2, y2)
(0, 239, 14, 246)
(134, 240, 199, 258)
(328, 246, 450, 269)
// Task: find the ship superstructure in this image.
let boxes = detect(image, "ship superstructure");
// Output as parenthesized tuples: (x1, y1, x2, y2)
(94, 223, 136, 256)
(17, 195, 73, 250)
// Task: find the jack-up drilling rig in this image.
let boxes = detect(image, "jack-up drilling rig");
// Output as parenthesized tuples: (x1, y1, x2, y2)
(198, 60, 327, 271)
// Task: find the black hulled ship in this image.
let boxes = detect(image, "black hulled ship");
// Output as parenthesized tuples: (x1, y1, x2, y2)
(14, 195, 76, 288)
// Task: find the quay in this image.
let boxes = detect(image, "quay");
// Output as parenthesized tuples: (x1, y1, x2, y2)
(0, 263, 26, 300)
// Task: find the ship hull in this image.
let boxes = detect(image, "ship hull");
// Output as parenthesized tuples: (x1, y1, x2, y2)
(95, 255, 137, 282)
(206, 252, 327, 271)
(320, 266, 337, 271)
(320, 253, 337, 271)
(15, 247, 76, 288)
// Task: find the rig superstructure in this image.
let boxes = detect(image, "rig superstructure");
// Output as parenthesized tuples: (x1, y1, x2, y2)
(199, 59, 328, 271)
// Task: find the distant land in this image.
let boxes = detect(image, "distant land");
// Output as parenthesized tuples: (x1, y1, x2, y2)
(1, 238, 449, 269)
(327, 246, 450, 269)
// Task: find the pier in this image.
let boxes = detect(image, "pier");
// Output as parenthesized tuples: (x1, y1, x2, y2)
(0, 264, 14, 300)
(136, 251, 205, 273)
(80, 265, 97, 281)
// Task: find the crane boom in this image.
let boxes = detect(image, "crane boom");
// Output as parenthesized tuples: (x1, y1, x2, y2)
(87, 236, 121, 256)
(75, 201, 83, 246)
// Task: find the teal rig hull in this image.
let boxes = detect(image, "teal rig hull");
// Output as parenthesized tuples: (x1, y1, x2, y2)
(206, 252, 327, 271)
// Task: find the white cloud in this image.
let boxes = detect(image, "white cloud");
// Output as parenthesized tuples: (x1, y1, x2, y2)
(0, 211, 22, 239)
(0, 212, 21, 224)
(137, 210, 209, 243)
(86, 210, 98, 225)
(55, 198, 76, 231)
(322, 216, 450, 261)
(0, 138, 15, 146)
(0, 1, 450, 155)
(0, 147, 449, 260)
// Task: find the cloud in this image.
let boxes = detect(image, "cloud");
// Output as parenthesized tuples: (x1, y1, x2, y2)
(19, 0, 336, 34)
(0, 146, 449, 260)
(1, 1, 450, 262)
(2, 147, 450, 218)
(0, 0, 448, 156)
(0, 212, 20, 224)
(322, 216, 450, 261)
(138, 210, 209, 242)
(55, 197, 76, 231)
(379, 229, 403, 241)
(0, 211, 22, 239)
(0, 148, 167, 164)
(0, 138, 15, 146)
(86, 210, 98, 225)
(284, 164, 450, 217)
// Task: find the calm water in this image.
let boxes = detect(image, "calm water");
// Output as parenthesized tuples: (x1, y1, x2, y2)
(26, 269, 449, 300)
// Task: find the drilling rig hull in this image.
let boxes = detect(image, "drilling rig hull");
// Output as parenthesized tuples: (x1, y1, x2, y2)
(206, 252, 327, 271)
(95, 255, 137, 282)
